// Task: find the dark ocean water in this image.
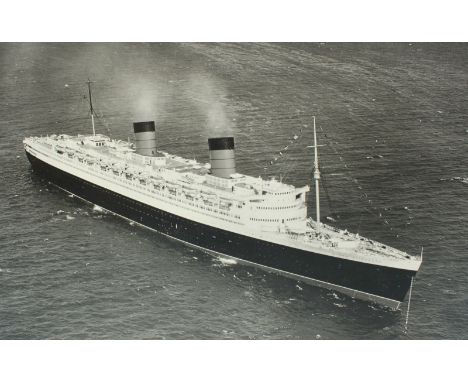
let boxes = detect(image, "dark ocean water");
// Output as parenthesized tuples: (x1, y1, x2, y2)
(0, 43, 466, 339)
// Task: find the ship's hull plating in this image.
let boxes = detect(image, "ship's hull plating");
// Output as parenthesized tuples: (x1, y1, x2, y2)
(26, 151, 415, 308)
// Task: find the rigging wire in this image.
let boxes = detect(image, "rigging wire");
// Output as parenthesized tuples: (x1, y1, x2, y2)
(264, 125, 306, 180)
(257, 120, 338, 220)
(250, 120, 335, 220)
(261, 116, 401, 236)
(82, 91, 112, 138)
(92, 106, 113, 138)
(77, 83, 397, 237)
(315, 123, 401, 236)
(319, 168, 336, 218)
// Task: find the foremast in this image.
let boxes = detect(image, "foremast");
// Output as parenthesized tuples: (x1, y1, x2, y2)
(308, 116, 321, 224)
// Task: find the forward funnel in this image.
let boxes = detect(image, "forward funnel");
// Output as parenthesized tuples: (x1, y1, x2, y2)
(208, 137, 236, 178)
(133, 121, 156, 156)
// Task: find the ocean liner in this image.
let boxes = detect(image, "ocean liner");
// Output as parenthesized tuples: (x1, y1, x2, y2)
(24, 81, 422, 309)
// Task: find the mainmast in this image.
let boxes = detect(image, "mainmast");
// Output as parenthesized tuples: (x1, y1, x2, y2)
(308, 116, 321, 224)
(313, 117, 321, 223)
(86, 79, 96, 136)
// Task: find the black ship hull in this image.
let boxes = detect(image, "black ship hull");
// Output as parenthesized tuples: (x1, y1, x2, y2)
(26, 151, 416, 308)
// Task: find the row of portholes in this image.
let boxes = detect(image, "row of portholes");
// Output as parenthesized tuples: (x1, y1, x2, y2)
(257, 205, 295, 210)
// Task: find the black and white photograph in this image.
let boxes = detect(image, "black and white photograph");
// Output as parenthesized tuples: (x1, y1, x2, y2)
(0, 1, 466, 381)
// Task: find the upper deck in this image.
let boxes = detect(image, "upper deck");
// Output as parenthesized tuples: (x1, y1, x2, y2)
(25, 133, 309, 229)
(24, 133, 422, 270)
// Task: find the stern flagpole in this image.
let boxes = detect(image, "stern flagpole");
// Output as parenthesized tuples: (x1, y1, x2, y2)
(86, 79, 96, 136)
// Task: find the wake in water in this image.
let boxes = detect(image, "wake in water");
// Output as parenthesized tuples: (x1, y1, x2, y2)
(439, 177, 468, 184)
(217, 257, 238, 266)
(333, 303, 347, 308)
(93, 204, 104, 212)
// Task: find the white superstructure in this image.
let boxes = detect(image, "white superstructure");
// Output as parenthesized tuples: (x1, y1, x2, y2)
(23, 132, 421, 271)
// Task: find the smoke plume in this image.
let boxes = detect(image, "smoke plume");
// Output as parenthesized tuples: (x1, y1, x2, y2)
(185, 72, 234, 137)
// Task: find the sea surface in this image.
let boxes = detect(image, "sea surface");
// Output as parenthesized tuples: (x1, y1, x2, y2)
(0, 43, 467, 339)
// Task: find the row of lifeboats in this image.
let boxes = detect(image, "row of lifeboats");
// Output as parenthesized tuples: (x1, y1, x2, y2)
(61, 149, 237, 211)
(55, 146, 97, 165)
